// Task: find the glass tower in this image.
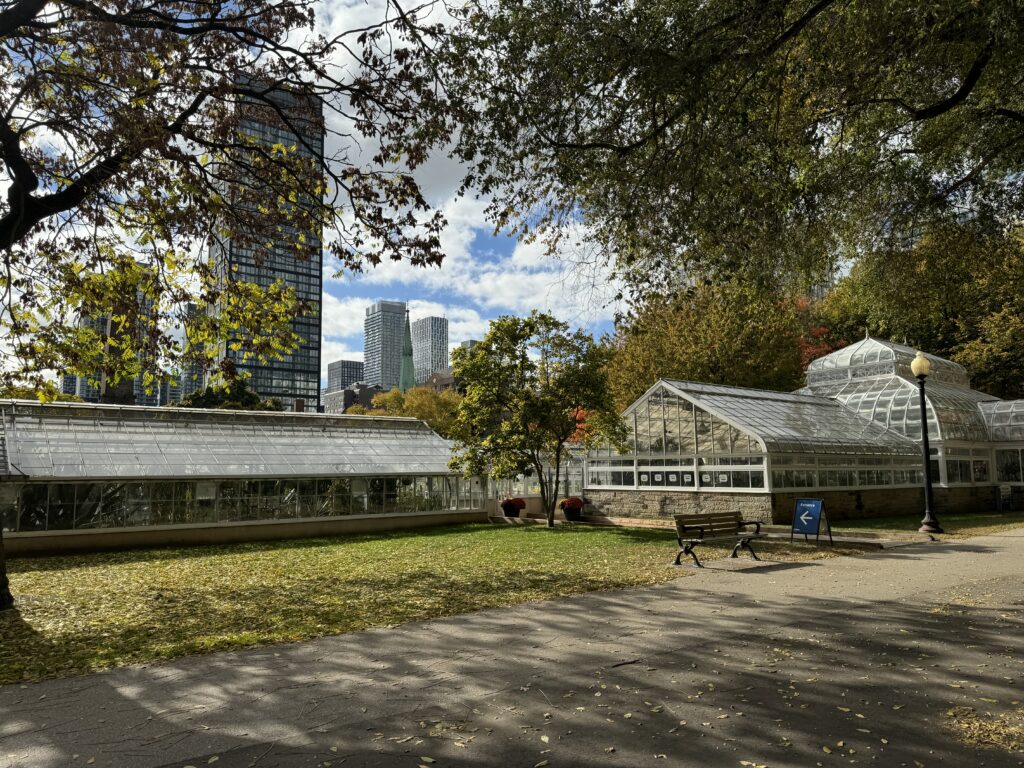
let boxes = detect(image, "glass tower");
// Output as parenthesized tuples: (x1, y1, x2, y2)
(209, 83, 325, 410)
(364, 301, 407, 391)
(411, 316, 449, 383)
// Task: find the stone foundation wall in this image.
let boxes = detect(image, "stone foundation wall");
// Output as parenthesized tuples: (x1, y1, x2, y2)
(586, 485, 999, 526)
(770, 488, 921, 524)
(584, 490, 774, 523)
(935, 485, 998, 515)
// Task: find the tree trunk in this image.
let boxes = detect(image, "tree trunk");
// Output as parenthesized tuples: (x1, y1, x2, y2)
(0, 526, 14, 611)
(549, 455, 562, 528)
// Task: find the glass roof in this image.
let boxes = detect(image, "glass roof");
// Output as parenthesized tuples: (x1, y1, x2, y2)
(0, 400, 455, 481)
(806, 337, 971, 388)
(980, 400, 1024, 442)
(824, 377, 996, 443)
(661, 380, 919, 455)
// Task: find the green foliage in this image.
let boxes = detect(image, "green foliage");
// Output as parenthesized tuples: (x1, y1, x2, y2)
(344, 404, 370, 415)
(370, 387, 463, 438)
(0, 384, 83, 403)
(450, 312, 625, 526)
(818, 225, 1024, 397)
(607, 283, 810, 411)
(0, 524, 853, 683)
(177, 380, 285, 412)
(446, 0, 1024, 294)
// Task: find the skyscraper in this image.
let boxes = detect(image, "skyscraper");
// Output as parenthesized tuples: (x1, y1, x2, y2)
(209, 82, 325, 410)
(327, 359, 364, 392)
(364, 300, 406, 391)
(411, 316, 449, 384)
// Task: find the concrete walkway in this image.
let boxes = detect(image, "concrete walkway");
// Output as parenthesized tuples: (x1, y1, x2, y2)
(3, 533, 1024, 768)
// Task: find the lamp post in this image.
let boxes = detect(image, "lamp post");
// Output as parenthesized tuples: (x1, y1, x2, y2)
(911, 351, 943, 534)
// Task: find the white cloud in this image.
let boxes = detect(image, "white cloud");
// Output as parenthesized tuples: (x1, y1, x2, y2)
(321, 292, 373, 338)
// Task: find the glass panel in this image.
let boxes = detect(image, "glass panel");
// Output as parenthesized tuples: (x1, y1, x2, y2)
(217, 480, 245, 522)
(0, 485, 19, 532)
(973, 461, 990, 483)
(677, 399, 695, 454)
(634, 406, 650, 454)
(96, 483, 127, 528)
(664, 398, 680, 454)
(19, 485, 48, 531)
(151, 482, 177, 525)
(648, 396, 665, 455)
(996, 450, 1022, 483)
(695, 409, 713, 454)
(395, 477, 418, 513)
(368, 478, 385, 514)
(48, 483, 76, 530)
(188, 481, 219, 524)
(351, 477, 370, 514)
(124, 482, 151, 526)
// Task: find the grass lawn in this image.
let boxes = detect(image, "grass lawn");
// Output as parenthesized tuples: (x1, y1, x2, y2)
(835, 511, 1024, 537)
(0, 524, 860, 685)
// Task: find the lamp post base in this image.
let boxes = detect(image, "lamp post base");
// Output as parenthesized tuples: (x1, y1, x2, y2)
(919, 520, 944, 534)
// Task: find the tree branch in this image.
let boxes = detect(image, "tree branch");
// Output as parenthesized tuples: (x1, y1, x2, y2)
(0, 0, 47, 38)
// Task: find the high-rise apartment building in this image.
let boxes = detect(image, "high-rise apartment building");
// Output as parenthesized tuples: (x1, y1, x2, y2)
(209, 82, 325, 411)
(364, 300, 407, 391)
(411, 316, 449, 384)
(327, 360, 364, 392)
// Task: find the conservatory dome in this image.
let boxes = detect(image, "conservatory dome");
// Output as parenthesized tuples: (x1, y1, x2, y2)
(802, 337, 996, 444)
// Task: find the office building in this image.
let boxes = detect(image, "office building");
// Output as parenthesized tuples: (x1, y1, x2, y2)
(327, 360, 364, 392)
(208, 82, 325, 411)
(364, 301, 406, 391)
(323, 383, 383, 414)
(411, 316, 449, 384)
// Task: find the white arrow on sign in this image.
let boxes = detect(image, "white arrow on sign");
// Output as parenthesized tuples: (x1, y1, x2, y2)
(799, 510, 814, 525)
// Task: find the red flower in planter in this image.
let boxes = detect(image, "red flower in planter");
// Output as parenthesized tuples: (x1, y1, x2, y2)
(500, 497, 527, 512)
(559, 496, 584, 511)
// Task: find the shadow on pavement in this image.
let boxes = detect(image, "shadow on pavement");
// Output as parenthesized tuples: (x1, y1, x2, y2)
(2, 555, 1024, 768)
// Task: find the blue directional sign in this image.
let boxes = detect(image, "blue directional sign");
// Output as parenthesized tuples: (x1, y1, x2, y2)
(792, 498, 823, 535)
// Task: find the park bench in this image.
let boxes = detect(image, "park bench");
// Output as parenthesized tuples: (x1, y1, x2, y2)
(673, 511, 764, 568)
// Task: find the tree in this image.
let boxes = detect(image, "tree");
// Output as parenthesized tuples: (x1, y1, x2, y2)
(371, 386, 463, 438)
(344, 404, 370, 415)
(1, 0, 451, 394)
(446, 1, 1024, 293)
(0, 384, 82, 402)
(606, 282, 812, 411)
(176, 379, 285, 412)
(450, 312, 625, 527)
(818, 224, 1024, 397)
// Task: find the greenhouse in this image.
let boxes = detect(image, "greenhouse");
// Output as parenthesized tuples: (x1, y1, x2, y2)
(0, 400, 485, 551)
(585, 338, 1024, 522)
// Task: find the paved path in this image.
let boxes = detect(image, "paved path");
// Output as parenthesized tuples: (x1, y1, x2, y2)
(3, 533, 1024, 768)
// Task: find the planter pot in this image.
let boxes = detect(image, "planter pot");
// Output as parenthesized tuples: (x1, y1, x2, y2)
(562, 508, 583, 522)
(502, 507, 521, 518)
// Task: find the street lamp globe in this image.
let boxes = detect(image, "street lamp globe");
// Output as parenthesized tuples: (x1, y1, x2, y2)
(911, 351, 931, 378)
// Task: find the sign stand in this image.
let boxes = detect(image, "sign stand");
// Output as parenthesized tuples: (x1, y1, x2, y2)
(790, 498, 833, 546)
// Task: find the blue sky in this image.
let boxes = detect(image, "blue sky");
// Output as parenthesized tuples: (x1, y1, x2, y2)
(308, 0, 623, 386)
(319, 196, 622, 385)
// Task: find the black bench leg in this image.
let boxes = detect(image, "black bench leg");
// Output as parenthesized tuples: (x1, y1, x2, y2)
(742, 538, 760, 561)
(675, 544, 702, 568)
(730, 541, 743, 558)
(687, 544, 702, 568)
